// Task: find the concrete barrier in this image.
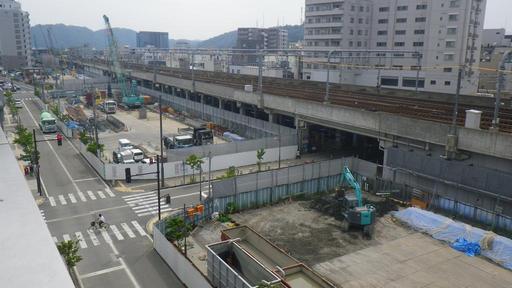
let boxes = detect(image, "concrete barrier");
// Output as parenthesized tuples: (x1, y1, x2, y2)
(154, 222, 212, 288)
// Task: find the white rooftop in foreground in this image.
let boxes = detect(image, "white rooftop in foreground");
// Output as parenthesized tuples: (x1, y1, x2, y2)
(0, 127, 74, 287)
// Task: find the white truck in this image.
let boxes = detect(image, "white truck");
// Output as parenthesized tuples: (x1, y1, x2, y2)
(113, 148, 145, 164)
(118, 139, 133, 151)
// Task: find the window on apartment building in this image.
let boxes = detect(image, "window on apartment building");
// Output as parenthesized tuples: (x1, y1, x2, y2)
(447, 28, 457, 35)
(350, 18, 355, 23)
(349, 41, 354, 47)
(446, 41, 456, 48)
(397, 6, 408, 11)
(394, 42, 405, 47)
(360, 6, 364, 12)
(393, 65, 404, 70)
(378, 19, 388, 24)
(365, 30, 369, 36)
(358, 30, 363, 35)
(403, 78, 425, 88)
(395, 30, 406, 35)
(444, 54, 455, 61)
(448, 14, 458, 21)
(379, 7, 390, 12)
(445, 81, 451, 86)
(333, 17, 342, 22)
(416, 4, 428, 10)
(431, 80, 437, 85)
(376, 53, 386, 57)
(381, 77, 399, 86)
(332, 28, 341, 34)
(444, 67, 453, 72)
(414, 29, 425, 35)
(396, 18, 407, 23)
(378, 30, 388, 35)
(450, 1, 460, 8)
(393, 53, 405, 57)
(415, 17, 427, 22)
(357, 41, 362, 47)
(413, 42, 424, 47)
(350, 29, 354, 35)
(333, 3, 342, 9)
(331, 41, 340, 46)
(376, 42, 387, 47)
(358, 18, 363, 24)
(351, 5, 355, 11)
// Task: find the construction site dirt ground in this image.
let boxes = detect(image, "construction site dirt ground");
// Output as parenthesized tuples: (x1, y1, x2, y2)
(191, 196, 512, 288)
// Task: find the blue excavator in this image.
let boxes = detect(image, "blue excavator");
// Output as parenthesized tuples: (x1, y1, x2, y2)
(339, 166, 376, 238)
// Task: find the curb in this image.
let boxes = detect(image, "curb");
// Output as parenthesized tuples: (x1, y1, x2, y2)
(145, 212, 173, 236)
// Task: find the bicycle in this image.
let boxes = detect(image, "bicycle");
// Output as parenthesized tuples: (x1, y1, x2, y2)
(88, 220, 110, 231)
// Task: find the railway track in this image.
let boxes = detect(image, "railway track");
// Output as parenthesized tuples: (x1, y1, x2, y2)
(91, 61, 512, 133)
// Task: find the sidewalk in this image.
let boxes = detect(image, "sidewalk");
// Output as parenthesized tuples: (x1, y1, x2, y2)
(116, 152, 334, 192)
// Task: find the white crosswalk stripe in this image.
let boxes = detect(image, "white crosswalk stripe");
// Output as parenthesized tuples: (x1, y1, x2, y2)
(110, 225, 125, 241)
(97, 190, 106, 199)
(40, 210, 46, 221)
(58, 195, 68, 205)
(77, 191, 87, 202)
(75, 232, 87, 248)
(87, 190, 97, 200)
(131, 221, 147, 236)
(87, 229, 100, 246)
(121, 223, 136, 238)
(105, 188, 115, 197)
(123, 191, 170, 217)
(68, 193, 77, 204)
(45, 190, 116, 207)
(63, 234, 71, 241)
(53, 221, 146, 249)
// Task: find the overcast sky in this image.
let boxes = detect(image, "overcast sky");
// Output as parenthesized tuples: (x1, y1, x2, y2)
(17, 0, 512, 40)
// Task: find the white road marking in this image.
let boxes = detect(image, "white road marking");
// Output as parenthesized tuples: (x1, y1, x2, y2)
(110, 225, 125, 241)
(40, 210, 46, 221)
(63, 234, 71, 241)
(101, 229, 112, 244)
(77, 191, 87, 202)
(87, 230, 100, 246)
(131, 221, 147, 236)
(121, 191, 156, 200)
(105, 188, 115, 197)
(138, 207, 177, 217)
(87, 190, 97, 200)
(97, 190, 106, 199)
(48, 196, 56, 206)
(121, 223, 136, 238)
(75, 232, 87, 248)
(52, 236, 58, 243)
(133, 204, 169, 213)
(68, 193, 77, 203)
(79, 266, 124, 279)
(73, 177, 98, 182)
(58, 195, 68, 205)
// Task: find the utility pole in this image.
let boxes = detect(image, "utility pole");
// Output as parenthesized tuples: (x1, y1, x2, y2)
(258, 50, 263, 107)
(155, 69, 165, 187)
(199, 165, 203, 202)
(157, 155, 161, 220)
(92, 88, 99, 147)
(208, 151, 212, 198)
(33, 129, 42, 196)
(493, 50, 511, 130)
(415, 52, 422, 93)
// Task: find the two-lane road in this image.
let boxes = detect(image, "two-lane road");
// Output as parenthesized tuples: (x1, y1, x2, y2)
(13, 90, 187, 288)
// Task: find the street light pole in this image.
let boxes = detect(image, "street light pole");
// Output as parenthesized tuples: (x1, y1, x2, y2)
(155, 69, 165, 187)
(157, 155, 161, 220)
(33, 129, 42, 196)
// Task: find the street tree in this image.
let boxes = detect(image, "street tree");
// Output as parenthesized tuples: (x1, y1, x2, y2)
(13, 125, 36, 161)
(56, 239, 83, 270)
(256, 148, 266, 171)
(185, 154, 204, 183)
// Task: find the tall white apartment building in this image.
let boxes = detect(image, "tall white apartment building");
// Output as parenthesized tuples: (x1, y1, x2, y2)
(0, 0, 32, 69)
(304, 0, 486, 94)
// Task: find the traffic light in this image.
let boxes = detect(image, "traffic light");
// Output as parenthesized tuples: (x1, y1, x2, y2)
(56, 133, 63, 146)
(125, 168, 132, 183)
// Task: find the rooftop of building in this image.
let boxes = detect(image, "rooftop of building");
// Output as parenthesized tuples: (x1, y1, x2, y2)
(0, 127, 74, 287)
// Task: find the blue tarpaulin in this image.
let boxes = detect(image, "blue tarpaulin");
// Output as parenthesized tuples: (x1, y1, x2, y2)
(393, 208, 512, 270)
(450, 237, 481, 256)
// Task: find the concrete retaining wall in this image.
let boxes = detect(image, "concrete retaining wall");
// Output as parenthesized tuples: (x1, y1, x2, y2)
(153, 222, 212, 288)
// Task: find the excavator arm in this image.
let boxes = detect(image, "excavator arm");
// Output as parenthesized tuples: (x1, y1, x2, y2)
(341, 166, 363, 207)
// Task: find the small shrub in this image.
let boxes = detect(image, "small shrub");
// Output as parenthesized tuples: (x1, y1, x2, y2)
(225, 202, 238, 214)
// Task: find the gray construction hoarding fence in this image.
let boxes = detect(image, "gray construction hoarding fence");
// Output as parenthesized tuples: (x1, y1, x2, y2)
(168, 134, 297, 162)
(209, 157, 367, 213)
(139, 87, 295, 138)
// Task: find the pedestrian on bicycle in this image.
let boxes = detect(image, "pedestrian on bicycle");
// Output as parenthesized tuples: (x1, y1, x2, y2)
(97, 214, 106, 227)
